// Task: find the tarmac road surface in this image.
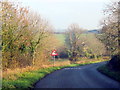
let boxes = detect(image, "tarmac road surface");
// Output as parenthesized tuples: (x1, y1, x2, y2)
(34, 62, 120, 88)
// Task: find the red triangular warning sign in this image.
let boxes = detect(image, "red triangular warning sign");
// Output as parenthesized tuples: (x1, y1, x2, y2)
(51, 50, 58, 56)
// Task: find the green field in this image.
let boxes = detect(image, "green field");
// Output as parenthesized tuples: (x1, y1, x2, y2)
(54, 34, 66, 45)
(54, 33, 96, 45)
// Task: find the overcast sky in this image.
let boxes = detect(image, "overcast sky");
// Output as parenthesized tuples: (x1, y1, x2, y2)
(13, 0, 111, 31)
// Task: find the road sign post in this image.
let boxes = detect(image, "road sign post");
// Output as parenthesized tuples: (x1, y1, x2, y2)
(51, 50, 58, 67)
(53, 56, 55, 67)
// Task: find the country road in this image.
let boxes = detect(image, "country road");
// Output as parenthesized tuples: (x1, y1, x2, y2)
(34, 62, 120, 88)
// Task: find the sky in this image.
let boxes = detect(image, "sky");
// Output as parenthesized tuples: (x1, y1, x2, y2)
(13, 0, 111, 31)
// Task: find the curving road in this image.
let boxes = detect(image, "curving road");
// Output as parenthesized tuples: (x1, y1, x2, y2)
(34, 62, 120, 88)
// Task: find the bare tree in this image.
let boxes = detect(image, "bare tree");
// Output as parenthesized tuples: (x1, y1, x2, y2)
(98, 1, 120, 70)
(99, 1, 120, 56)
(65, 24, 83, 63)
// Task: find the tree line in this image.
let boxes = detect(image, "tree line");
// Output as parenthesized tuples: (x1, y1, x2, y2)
(1, 1, 59, 70)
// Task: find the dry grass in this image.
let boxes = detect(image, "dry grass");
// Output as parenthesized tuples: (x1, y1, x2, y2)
(3, 60, 70, 79)
(3, 57, 109, 80)
(54, 60, 70, 66)
(76, 57, 110, 64)
(3, 66, 40, 80)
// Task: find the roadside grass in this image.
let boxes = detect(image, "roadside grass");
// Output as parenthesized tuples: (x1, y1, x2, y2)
(97, 65, 120, 82)
(2, 67, 62, 88)
(2, 58, 109, 89)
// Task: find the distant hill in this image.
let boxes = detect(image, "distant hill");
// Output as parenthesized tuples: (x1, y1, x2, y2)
(85, 29, 100, 34)
(54, 29, 101, 34)
(54, 32, 65, 34)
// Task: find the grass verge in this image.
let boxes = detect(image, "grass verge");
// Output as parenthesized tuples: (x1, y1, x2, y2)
(97, 65, 120, 82)
(3, 66, 63, 89)
(2, 59, 108, 89)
